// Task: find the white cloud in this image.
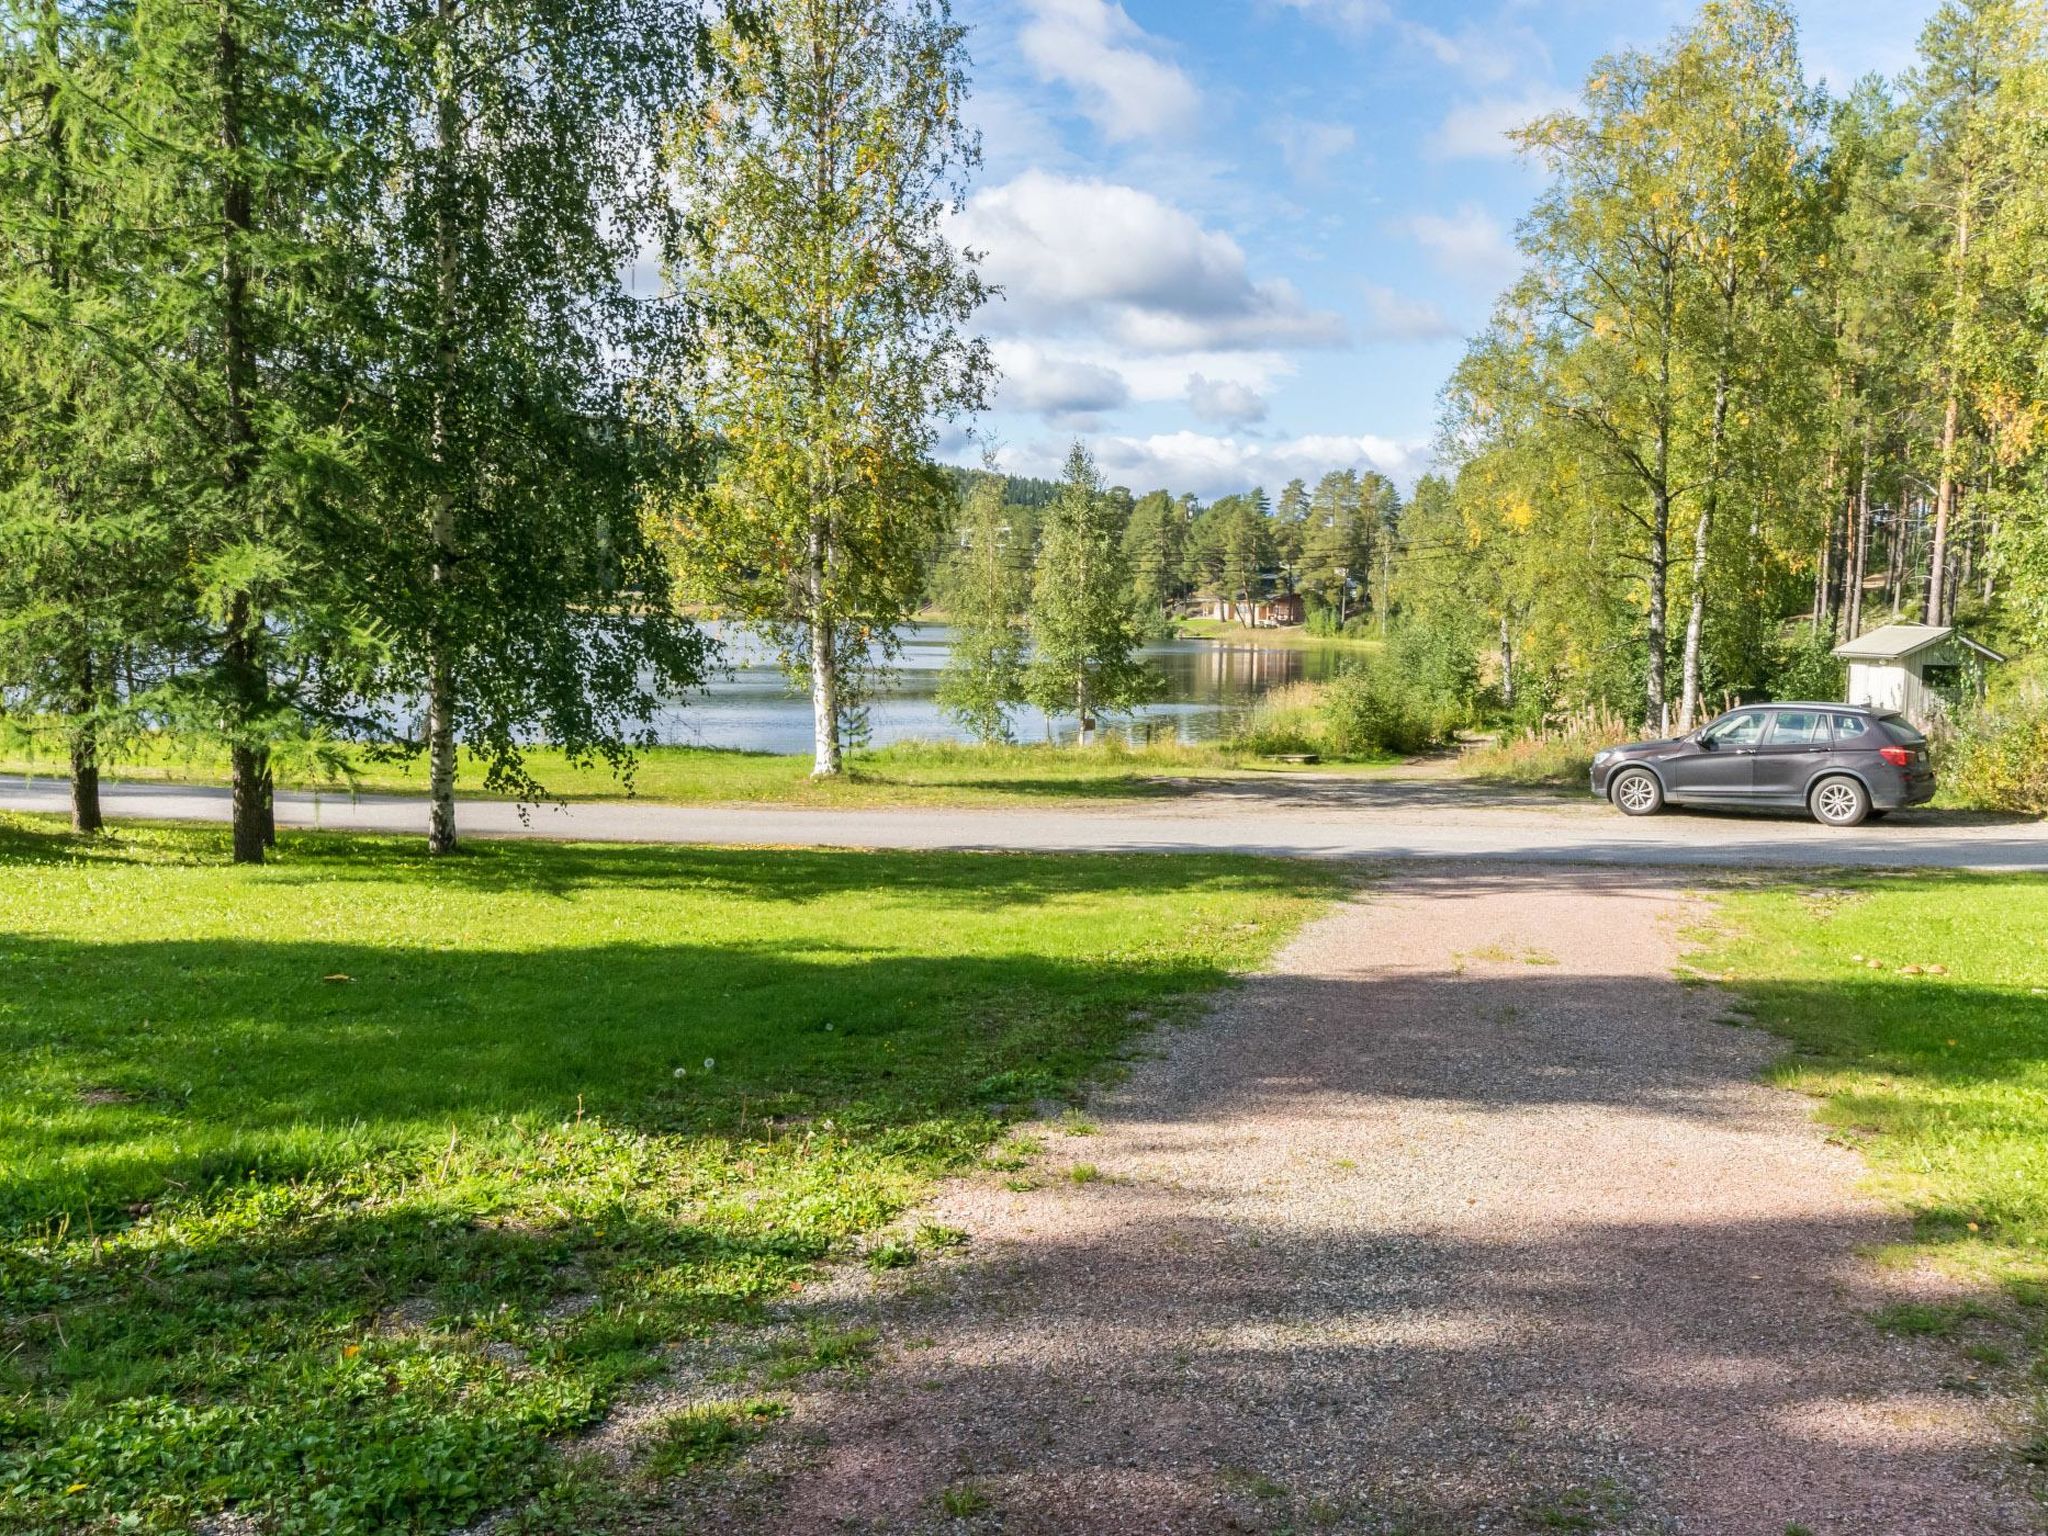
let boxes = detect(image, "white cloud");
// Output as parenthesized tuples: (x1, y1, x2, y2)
(1186, 374, 1269, 426)
(1270, 116, 1358, 184)
(958, 171, 1348, 352)
(1084, 430, 1429, 498)
(1396, 204, 1519, 286)
(1018, 0, 1199, 143)
(992, 342, 1131, 421)
(1361, 284, 1460, 342)
(1430, 87, 1573, 161)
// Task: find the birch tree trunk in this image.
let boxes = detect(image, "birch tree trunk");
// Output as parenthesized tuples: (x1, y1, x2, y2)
(809, 522, 841, 776)
(425, 0, 462, 854)
(1644, 259, 1674, 734)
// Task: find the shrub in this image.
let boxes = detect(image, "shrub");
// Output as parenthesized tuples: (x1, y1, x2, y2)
(1937, 687, 2048, 813)
(1321, 662, 1446, 757)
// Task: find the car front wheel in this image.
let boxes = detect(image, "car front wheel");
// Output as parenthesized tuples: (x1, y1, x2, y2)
(1809, 775, 1870, 828)
(1611, 767, 1663, 816)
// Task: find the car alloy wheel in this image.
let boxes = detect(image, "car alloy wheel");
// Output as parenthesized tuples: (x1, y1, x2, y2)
(1612, 768, 1660, 816)
(1810, 776, 1868, 827)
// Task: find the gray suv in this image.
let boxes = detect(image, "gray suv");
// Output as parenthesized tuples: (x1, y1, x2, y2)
(1589, 703, 1935, 826)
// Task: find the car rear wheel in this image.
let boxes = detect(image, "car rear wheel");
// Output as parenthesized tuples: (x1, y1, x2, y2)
(1809, 775, 1870, 828)
(1611, 767, 1663, 816)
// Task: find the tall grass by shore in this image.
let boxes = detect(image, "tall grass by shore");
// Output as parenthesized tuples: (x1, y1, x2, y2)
(1453, 706, 1637, 786)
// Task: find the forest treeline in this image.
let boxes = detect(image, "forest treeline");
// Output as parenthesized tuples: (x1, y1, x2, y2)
(1424, 0, 2048, 733)
(940, 462, 1401, 632)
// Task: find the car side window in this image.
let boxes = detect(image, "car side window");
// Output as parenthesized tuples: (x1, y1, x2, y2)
(1703, 710, 1766, 746)
(1831, 713, 1869, 743)
(1766, 710, 1828, 746)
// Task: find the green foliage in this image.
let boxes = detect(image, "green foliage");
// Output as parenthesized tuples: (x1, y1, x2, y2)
(1456, 705, 1636, 786)
(1763, 628, 1848, 701)
(1026, 443, 1159, 739)
(0, 817, 1340, 1531)
(1321, 662, 1449, 758)
(1937, 685, 2048, 812)
(1122, 488, 1186, 632)
(1432, 0, 2048, 731)
(645, 1401, 789, 1478)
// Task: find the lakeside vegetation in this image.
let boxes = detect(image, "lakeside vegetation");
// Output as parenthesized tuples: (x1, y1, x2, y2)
(1700, 873, 2048, 1370)
(0, 817, 1343, 1532)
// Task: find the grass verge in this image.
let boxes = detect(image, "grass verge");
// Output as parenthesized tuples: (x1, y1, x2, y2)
(0, 816, 1342, 1533)
(0, 736, 1399, 808)
(1696, 871, 2048, 1325)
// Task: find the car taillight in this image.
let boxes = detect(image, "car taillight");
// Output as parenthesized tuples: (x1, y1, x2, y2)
(1879, 745, 1911, 767)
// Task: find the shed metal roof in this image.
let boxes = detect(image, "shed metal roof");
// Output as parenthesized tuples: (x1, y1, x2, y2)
(1832, 623, 2006, 663)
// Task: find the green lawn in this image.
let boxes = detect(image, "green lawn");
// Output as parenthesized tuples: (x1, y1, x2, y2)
(0, 817, 1342, 1533)
(1699, 871, 2048, 1297)
(0, 736, 1394, 808)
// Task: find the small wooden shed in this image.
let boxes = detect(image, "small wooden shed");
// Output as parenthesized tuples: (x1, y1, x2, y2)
(1832, 623, 2005, 722)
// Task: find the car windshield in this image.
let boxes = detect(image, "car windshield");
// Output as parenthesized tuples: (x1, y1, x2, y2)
(1701, 710, 1766, 746)
(1879, 714, 1927, 746)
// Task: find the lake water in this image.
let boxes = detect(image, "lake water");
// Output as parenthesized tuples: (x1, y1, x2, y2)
(643, 623, 1355, 754)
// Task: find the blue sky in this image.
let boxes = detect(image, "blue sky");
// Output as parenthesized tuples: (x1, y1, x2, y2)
(946, 0, 1937, 496)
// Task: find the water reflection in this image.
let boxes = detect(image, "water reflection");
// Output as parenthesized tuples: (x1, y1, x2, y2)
(643, 622, 1352, 754)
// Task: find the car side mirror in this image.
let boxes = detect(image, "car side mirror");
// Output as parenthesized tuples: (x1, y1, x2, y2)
(1697, 735, 1715, 750)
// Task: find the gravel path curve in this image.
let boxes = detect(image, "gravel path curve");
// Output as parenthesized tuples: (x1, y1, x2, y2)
(684, 865, 2034, 1535)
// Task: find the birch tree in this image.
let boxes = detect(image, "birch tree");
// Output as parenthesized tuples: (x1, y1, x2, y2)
(1025, 442, 1155, 745)
(1666, 0, 1822, 726)
(659, 0, 991, 776)
(355, 0, 706, 853)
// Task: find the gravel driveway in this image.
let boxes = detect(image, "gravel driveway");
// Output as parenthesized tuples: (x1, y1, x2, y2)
(679, 865, 2034, 1535)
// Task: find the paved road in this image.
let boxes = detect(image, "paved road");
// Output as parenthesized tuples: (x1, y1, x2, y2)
(5, 773, 2045, 869)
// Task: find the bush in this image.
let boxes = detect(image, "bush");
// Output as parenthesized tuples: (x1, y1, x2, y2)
(1765, 628, 1847, 702)
(1457, 704, 1636, 786)
(1303, 604, 1375, 639)
(1321, 662, 1448, 757)
(1937, 687, 2048, 813)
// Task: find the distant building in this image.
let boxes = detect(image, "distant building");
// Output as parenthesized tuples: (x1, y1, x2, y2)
(1187, 594, 1305, 628)
(1832, 623, 2004, 722)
